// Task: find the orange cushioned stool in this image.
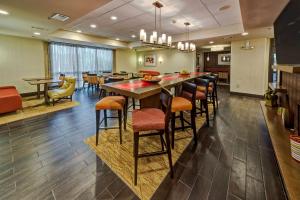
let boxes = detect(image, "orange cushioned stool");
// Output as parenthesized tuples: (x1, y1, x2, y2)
(194, 78, 210, 126)
(95, 96, 127, 145)
(170, 81, 197, 149)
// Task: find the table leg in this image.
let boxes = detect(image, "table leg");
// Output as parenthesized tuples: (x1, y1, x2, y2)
(37, 84, 41, 99)
(44, 83, 49, 104)
(140, 93, 161, 109)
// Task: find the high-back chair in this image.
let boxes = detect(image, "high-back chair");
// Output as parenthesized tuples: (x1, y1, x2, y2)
(131, 87, 174, 185)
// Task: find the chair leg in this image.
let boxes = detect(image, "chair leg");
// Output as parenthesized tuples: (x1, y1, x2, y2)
(160, 131, 164, 151)
(132, 98, 136, 109)
(133, 132, 139, 185)
(215, 87, 219, 108)
(204, 99, 209, 127)
(212, 92, 216, 115)
(164, 129, 174, 178)
(171, 113, 175, 149)
(180, 111, 184, 131)
(99, 89, 103, 99)
(190, 109, 197, 145)
(200, 101, 203, 116)
(118, 110, 122, 144)
(124, 97, 128, 130)
(104, 110, 108, 130)
(96, 110, 100, 145)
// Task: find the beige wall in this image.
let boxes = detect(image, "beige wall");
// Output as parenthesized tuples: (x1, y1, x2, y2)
(0, 34, 46, 93)
(230, 38, 270, 96)
(136, 49, 196, 74)
(115, 49, 137, 72)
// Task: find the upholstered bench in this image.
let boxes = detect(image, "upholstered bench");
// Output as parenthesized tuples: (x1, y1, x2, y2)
(0, 86, 22, 114)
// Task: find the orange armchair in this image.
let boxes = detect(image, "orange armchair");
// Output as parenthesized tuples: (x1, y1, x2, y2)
(0, 86, 22, 114)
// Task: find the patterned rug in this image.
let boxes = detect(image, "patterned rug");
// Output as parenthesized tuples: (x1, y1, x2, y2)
(85, 105, 212, 200)
(0, 97, 79, 125)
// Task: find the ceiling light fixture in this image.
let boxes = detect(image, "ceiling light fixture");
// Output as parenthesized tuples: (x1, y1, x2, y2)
(0, 9, 9, 15)
(76, 30, 82, 33)
(49, 13, 70, 22)
(116, 38, 120, 41)
(209, 41, 214, 44)
(219, 5, 231, 11)
(131, 34, 136, 38)
(33, 32, 41, 36)
(110, 16, 117, 20)
(241, 32, 249, 36)
(90, 24, 97, 28)
(139, 1, 172, 49)
(177, 22, 196, 52)
(241, 41, 254, 50)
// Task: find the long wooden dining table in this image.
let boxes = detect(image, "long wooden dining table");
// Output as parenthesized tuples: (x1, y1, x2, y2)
(101, 72, 209, 108)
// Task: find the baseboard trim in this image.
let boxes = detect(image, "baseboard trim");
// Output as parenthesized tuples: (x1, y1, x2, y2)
(230, 91, 264, 99)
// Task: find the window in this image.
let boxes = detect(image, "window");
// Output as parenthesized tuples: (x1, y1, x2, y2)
(49, 42, 113, 87)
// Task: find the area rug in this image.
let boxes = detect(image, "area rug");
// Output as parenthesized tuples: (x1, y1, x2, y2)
(0, 98, 79, 125)
(85, 105, 212, 200)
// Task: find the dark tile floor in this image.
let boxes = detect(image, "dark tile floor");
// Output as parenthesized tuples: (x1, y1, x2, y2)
(0, 87, 287, 200)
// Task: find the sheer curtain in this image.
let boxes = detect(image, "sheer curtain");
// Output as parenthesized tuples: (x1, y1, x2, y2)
(49, 42, 113, 87)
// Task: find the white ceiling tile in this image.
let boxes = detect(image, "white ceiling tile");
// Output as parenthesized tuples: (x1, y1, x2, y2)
(66, 0, 243, 42)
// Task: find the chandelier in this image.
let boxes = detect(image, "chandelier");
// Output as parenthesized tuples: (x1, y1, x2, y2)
(139, 1, 172, 48)
(177, 22, 196, 52)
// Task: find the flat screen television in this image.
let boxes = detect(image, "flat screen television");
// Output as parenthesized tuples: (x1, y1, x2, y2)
(274, 0, 300, 65)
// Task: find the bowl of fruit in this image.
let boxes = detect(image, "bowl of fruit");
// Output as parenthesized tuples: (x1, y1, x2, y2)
(142, 75, 162, 83)
(179, 70, 190, 75)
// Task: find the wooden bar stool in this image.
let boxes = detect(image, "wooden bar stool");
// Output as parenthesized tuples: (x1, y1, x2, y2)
(194, 78, 210, 126)
(95, 96, 128, 145)
(199, 74, 218, 114)
(170, 81, 197, 149)
(131, 88, 173, 185)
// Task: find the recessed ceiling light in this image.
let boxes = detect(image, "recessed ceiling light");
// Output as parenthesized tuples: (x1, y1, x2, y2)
(90, 24, 97, 28)
(33, 32, 41, 35)
(209, 41, 214, 44)
(241, 32, 249, 36)
(76, 30, 82, 33)
(0, 9, 9, 15)
(110, 16, 117, 20)
(131, 34, 136, 38)
(116, 38, 120, 41)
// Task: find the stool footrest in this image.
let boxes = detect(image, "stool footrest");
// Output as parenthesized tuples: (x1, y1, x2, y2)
(138, 150, 167, 158)
(99, 126, 120, 130)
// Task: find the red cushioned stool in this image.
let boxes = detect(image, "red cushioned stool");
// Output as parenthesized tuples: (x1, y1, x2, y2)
(131, 88, 173, 185)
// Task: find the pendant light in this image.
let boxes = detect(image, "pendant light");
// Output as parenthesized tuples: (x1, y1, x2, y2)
(139, 1, 172, 48)
(177, 22, 196, 52)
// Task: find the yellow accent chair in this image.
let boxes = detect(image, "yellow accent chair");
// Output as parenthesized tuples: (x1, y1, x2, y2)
(48, 77, 76, 105)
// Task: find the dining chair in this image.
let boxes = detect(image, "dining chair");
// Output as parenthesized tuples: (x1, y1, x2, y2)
(131, 87, 173, 185)
(87, 74, 99, 90)
(82, 72, 89, 88)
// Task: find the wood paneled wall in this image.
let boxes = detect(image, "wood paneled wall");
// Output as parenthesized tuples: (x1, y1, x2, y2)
(281, 72, 300, 132)
(204, 51, 230, 73)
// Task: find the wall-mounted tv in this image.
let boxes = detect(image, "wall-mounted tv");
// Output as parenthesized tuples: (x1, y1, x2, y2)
(274, 0, 300, 65)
